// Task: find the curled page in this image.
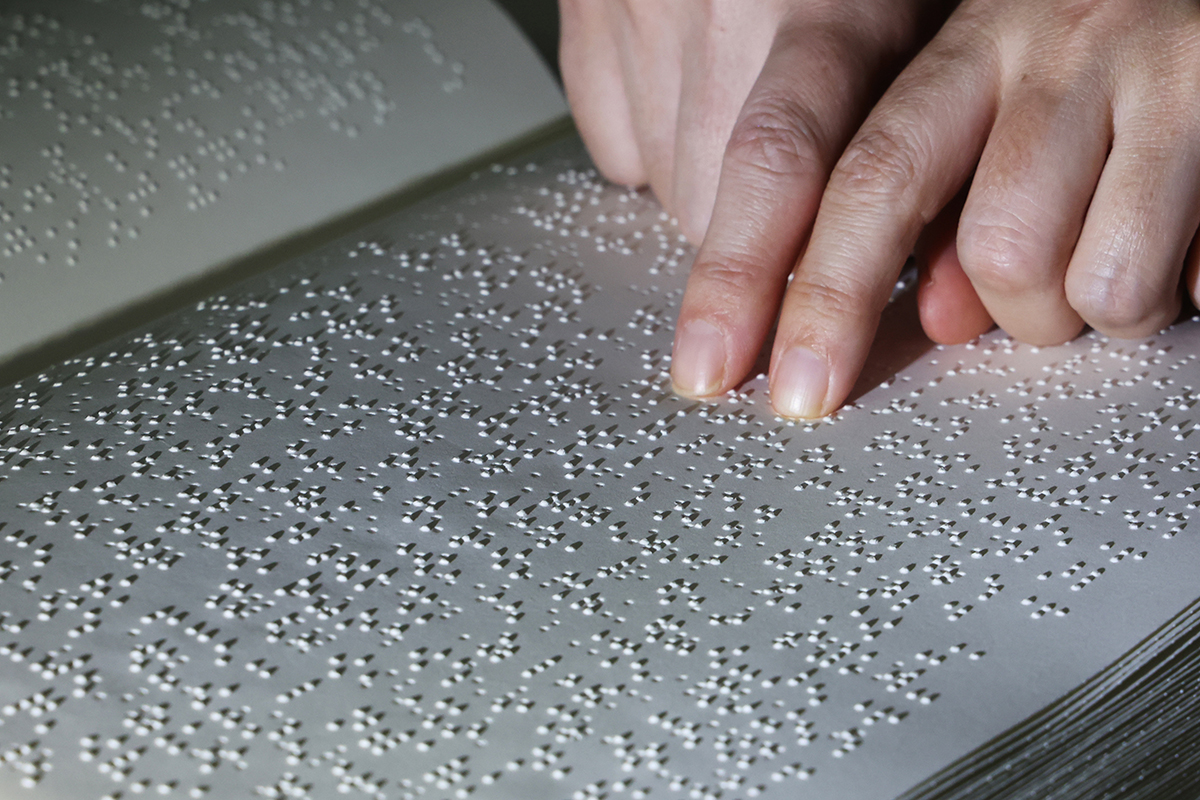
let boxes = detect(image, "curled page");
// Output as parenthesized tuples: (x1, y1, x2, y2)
(0, 0, 566, 366)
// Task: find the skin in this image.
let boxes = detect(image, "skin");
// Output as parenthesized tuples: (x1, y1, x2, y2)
(560, 0, 1200, 418)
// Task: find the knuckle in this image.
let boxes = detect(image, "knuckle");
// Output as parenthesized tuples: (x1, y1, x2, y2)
(833, 126, 922, 199)
(693, 254, 780, 300)
(725, 98, 826, 180)
(791, 271, 881, 323)
(957, 212, 1046, 295)
(1067, 266, 1170, 337)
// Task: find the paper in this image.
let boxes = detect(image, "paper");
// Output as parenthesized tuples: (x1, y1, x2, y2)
(0, 0, 566, 366)
(1, 135, 1198, 799)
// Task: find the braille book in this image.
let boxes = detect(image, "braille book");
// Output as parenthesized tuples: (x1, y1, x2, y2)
(1, 3, 1198, 800)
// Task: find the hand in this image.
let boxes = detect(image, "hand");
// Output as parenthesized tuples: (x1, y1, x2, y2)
(671, 0, 1200, 418)
(558, 0, 938, 241)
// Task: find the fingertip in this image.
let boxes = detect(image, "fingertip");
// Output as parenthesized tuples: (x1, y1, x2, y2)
(669, 107, 721, 246)
(909, 190, 989, 344)
(673, 189, 714, 247)
(591, 151, 649, 191)
(770, 344, 831, 419)
(569, 100, 646, 188)
(671, 318, 729, 398)
(917, 236, 994, 345)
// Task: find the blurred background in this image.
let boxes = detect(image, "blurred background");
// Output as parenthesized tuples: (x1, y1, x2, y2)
(497, 0, 561, 78)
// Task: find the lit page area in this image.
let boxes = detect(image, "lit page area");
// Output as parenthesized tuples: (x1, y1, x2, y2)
(0, 0, 565, 365)
(1, 136, 1199, 799)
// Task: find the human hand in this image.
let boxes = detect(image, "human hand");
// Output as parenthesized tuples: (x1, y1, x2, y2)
(558, 0, 938, 242)
(668, 0, 1200, 419)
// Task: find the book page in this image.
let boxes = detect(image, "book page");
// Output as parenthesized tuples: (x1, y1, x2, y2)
(0, 0, 566, 367)
(1, 135, 1197, 799)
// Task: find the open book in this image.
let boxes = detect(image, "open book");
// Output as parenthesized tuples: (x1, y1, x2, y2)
(1, 2, 1198, 799)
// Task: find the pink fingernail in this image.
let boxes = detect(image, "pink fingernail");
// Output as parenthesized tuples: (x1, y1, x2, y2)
(772, 346, 829, 419)
(672, 319, 726, 397)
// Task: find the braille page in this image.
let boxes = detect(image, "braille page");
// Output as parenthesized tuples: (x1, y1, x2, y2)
(1, 135, 1199, 800)
(0, 0, 566, 366)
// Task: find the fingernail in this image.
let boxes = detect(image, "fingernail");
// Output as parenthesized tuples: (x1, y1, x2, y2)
(772, 346, 829, 419)
(672, 319, 727, 397)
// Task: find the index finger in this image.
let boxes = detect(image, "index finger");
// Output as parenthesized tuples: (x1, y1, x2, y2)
(671, 12, 920, 399)
(769, 36, 998, 418)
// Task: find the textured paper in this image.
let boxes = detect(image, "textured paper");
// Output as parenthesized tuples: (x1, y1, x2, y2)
(0, 0, 566, 364)
(1, 135, 1198, 799)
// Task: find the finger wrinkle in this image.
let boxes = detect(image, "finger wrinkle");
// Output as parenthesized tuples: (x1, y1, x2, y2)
(832, 124, 928, 209)
(725, 99, 832, 181)
(787, 270, 891, 328)
(689, 254, 790, 306)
